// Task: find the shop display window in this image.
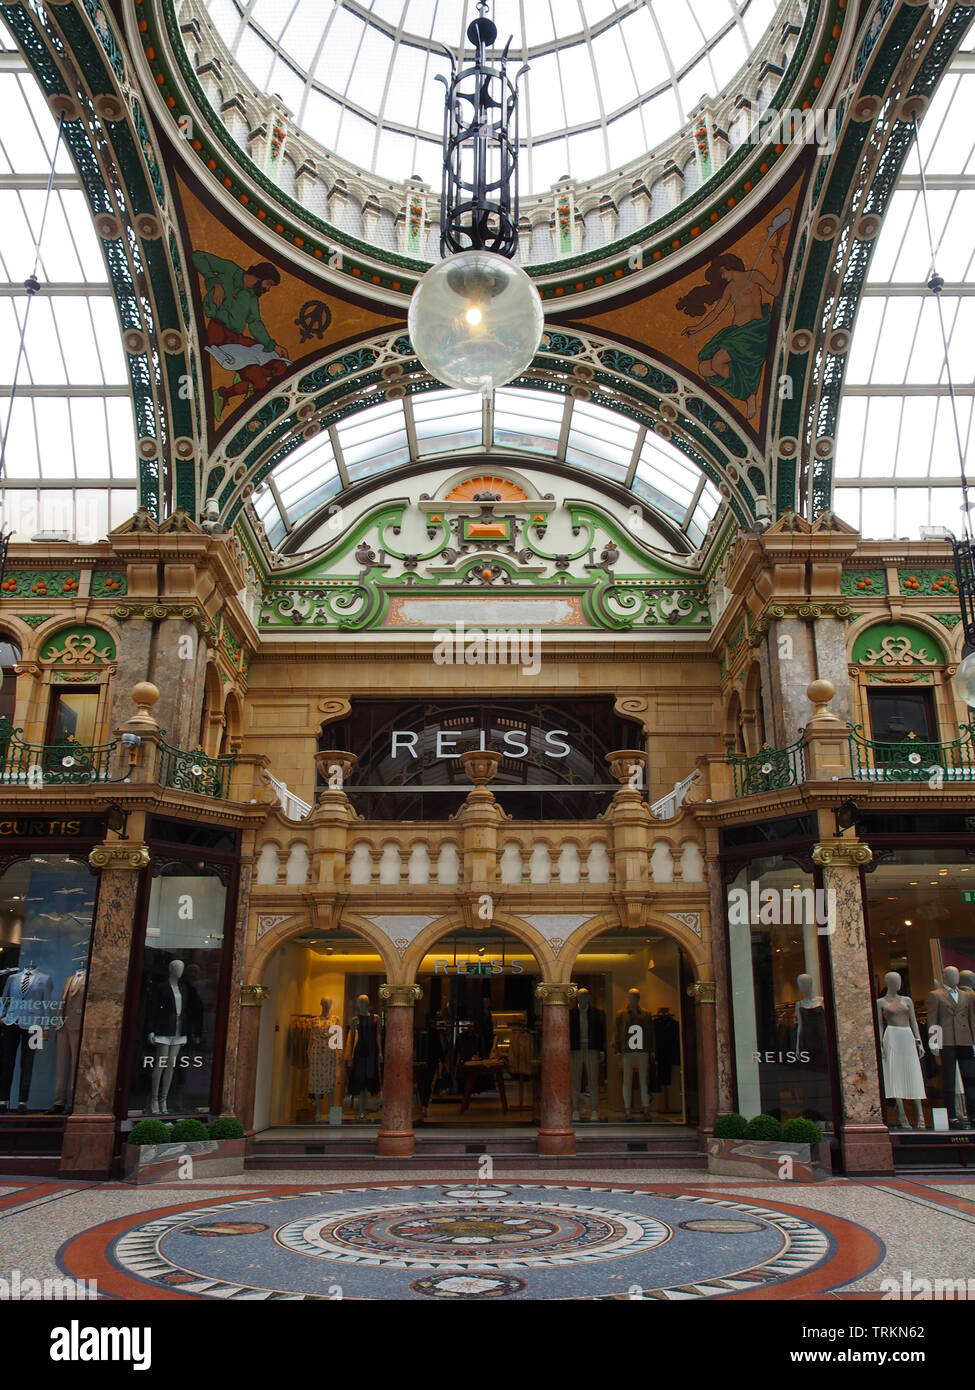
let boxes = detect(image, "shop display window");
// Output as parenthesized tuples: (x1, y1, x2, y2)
(256, 927, 388, 1128)
(47, 691, 99, 746)
(572, 928, 691, 1124)
(0, 854, 96, 1113)
(0, 640, 21, 727)
(126, 863, 230, 1117)
(726, 856, 834, 1130)
(866, 847, 975, 1130)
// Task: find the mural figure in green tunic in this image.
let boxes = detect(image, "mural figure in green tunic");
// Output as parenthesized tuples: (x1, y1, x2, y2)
(677, 211, 789, 421)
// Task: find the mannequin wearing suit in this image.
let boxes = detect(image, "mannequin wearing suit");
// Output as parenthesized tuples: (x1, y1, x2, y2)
(615, 988, 653, 1119)
(928, 966, 975, 1128)
(50, 970, 87, 1114)
(0, 965, 54, 1111)
(147, 959, 192, 1114)
(570, 988, 605, 1122)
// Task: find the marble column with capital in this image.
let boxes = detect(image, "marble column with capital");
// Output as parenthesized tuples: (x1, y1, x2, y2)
(60, 841, 151, 1178)
(378, 984, 421, 1157)
(813, 836, 894, 1174)
(688, 980, 719, 1132)
(235, 984, 269, 1133)
(536, 983, 577, 1156)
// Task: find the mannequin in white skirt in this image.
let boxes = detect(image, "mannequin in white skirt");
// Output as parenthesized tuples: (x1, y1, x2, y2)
(876, 972, 926, 1130)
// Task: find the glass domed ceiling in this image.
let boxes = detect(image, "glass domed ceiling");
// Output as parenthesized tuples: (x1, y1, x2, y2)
(199, 0, 782, 195)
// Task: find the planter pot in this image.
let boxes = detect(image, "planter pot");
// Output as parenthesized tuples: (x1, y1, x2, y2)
(707, 1136, 832, 1181)
(123, 1138, 245, 1185)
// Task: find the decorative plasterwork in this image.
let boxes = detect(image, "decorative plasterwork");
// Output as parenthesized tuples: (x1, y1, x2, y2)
(669, 911, 703, 939)
(88, 842, 151, 871)
(361, 915, 439, 959)
(812, 840, 874, 867)
(521, 914, 595, 959)
(256, 912, 294, 940)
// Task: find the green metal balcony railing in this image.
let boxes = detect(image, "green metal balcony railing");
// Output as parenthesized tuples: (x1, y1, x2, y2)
(157, 740, 236, 799)
(0, 719, 117, 785)
(727, 737, 806, 798)
(847, 725, 975, 783)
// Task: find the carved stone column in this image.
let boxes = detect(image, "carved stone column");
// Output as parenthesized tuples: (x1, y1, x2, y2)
(535, 982, 577, 1156)
(235, 984, 269, 1133)
(378, 984, 422, 1157)
(687, 979, 718, 1132)
(812, 836, 893, 1174)
(60, 840, 151, 1178)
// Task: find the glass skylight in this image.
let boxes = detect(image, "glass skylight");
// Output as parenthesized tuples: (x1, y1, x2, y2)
(834, 19, 975, 538)
(193, 0, 782, 195)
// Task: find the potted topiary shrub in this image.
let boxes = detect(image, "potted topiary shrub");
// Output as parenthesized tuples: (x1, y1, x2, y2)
(123, 1113, 247, 1184)
(708, 1112, 831, 1180)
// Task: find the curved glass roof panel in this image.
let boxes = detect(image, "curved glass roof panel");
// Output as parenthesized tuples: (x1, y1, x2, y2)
(198, 0, 782, 195)
(251, 385, 724, 551)
(834, 18, 975, 539)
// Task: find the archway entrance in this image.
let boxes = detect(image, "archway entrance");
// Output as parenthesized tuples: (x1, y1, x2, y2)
(415, 926, 541, 1128)
(570, 926, 698, 1126)
(254, 923, 388, 1130)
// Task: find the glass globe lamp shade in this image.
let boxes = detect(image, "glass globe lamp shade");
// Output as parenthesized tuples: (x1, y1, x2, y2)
(408, 250, 544, 393)
(954, 650, 975, 707)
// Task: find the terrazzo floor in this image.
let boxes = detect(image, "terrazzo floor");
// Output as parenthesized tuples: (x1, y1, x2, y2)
(1, 1168, 973, 1301)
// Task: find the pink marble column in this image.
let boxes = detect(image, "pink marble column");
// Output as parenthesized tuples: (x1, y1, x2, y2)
(536, 983, 576, 1156)
(378, 985, 421, 1157)
(60, 842, 150, 1178)
(813, 837, 893, 1174)
(689, 983, 719, 1133)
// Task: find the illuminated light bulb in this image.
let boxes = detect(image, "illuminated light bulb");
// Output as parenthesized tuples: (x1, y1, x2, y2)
(408, 249, 544, 393)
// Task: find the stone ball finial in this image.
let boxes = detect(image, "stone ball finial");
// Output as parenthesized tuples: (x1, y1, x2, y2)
(806, 678, 838, 722)
(132, 681, 160, 710)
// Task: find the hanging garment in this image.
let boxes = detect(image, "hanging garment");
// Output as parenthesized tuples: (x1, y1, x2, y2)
(796, 1002, 829, 1070)
(307, 1017, 339, 1097)
(346, 1012, 381, 1096)
(653, 1013, 681, 1086)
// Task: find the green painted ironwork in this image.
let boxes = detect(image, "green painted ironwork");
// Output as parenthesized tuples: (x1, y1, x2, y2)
(727, 737, 806, 797)
(847, 725, 975, 784)
(157, 740, 236, 799)
(0, 719, 117, 786)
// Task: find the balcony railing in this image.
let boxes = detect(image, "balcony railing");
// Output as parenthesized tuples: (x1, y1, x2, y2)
(157, 741, 236, 799)
(847, 725, 975, 783)
(726, 737, 806, 798)
(0, 719, 117, 785)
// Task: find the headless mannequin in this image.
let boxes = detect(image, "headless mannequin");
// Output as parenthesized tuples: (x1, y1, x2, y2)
(308, 996, 338, 1122)
(149, 959, 185, 1115)
(347, 993, 382, 1121)
(876, 971, 925, 1129)
(616, 987, 651, 1119)
(929, 965, 975, 1128)
(653, 1007, 680, 1115)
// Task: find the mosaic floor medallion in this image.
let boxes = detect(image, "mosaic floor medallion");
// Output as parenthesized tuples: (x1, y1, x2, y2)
(101, 1183, 843, 1301)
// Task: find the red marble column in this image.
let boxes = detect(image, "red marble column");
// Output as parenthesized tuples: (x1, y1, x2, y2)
(692, 986, 719, 1133)
(537, 983, 576, 1156)
(377, 985, 420, 1157)
(60, 842, 150, 1178)
(235, 988, 267, 1133)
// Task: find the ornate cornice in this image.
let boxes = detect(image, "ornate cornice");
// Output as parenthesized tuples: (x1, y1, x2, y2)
(112, 603, 219, 647)
(379, 983, 423, 1007)
(88, 842, 151, 871)
(750, 600, 853, 638)
(812, 838, 874, 867)
(534, 982, 579, 1007)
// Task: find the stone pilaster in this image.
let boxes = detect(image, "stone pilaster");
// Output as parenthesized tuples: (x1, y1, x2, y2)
(220, 857, 254, 1115)
(704, 833, 734, 1113)
(235, 984, 269, 1132)
(812, 836, 893, 1174)
(535, 982, 577, 1156)
(687, 979, 718, 1131)
(377, 984, 422, 1157)
(60, 840, 150, 1178)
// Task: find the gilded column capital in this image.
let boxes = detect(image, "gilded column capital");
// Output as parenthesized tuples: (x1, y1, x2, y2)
(686, 980, 717, 1004)
(240, 984, 270, 1007)
(88, 842, 150, 871)
(534, 982, 578, 1006)
(379, 983, 423, 1007)
(812, 839, 873, 868)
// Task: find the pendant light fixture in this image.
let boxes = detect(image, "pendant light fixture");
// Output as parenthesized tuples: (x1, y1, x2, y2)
(408, 2, 543, 394)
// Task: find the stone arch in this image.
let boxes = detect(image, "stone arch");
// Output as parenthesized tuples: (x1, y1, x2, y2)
(743, 659, 767, 752)
(199, 658, 224, 754)
(222, 687, 243, 753)
(247, 908, 399, 987)
(401, 911, 558, 984)
(560, 907, 709, 982)
(724, 689, 745, 753)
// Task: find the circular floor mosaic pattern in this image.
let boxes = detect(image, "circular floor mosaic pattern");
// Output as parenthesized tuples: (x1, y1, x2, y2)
(106, 1184, 836, 1300)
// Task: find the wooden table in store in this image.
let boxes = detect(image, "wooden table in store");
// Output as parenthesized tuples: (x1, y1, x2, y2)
(460, 1058, 508, 1114)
